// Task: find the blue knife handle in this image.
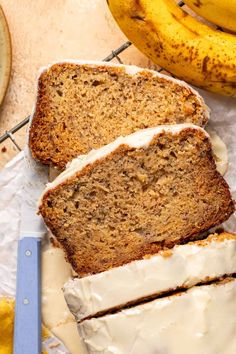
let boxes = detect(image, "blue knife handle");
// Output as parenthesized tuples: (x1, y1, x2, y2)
(14, 237, 41, 354)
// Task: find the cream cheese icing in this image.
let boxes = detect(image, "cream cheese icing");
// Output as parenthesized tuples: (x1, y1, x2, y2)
(206, 127, 228, 175)
(78, 278, 236, 354)
(63, 233, 236, 321)
(40, 123, 208, 199)
(42, 243, 84, 353)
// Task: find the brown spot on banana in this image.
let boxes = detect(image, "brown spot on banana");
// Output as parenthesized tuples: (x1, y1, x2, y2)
(193, 0, 203, 8)
(130, 0, 146, 23)
(181, 11, 188, 18)
(202, 55, 210, 74)
(134, 0, 142, 7)
(130, 15, 145, 21)
(133, 0, 146, 15)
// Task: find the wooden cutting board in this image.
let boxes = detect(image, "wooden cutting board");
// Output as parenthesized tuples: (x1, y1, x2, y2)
(0, 5, 11, 107)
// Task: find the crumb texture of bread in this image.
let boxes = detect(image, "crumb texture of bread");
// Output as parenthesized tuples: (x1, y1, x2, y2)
(39, 128, 234, 276)
(29, 62, 208, 168)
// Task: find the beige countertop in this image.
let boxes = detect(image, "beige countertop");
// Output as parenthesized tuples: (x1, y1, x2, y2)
(0, 0, 153, 169)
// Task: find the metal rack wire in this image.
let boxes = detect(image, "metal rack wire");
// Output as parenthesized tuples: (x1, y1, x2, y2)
(0, 0, 223, 153)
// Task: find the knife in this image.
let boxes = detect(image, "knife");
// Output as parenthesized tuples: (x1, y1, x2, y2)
(14, 149, 48, 354)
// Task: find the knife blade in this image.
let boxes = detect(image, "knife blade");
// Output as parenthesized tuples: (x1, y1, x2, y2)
(14, 148, 48, 354)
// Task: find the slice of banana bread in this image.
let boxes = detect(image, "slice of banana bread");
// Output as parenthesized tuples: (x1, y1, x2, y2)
(29, 61, 209, 168)
(39, 124, 234, 276)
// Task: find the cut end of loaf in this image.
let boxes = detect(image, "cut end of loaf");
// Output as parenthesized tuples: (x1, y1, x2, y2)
(29, 61, 209, 168)
(39, 126, 234, 276)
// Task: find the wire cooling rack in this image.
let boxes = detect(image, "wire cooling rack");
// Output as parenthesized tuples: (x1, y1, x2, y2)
(0, 0, 224, 152)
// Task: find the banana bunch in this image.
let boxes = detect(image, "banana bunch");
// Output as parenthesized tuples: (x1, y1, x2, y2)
(184, 0, 236, 33)
(107, 0, 236, 96)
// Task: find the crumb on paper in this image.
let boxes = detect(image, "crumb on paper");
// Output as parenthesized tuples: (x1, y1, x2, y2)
(1, 146, 7, 153)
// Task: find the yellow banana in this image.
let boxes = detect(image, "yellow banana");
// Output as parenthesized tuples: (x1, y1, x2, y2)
(184, 0, 236, 33)
(107, 0, 236, 96)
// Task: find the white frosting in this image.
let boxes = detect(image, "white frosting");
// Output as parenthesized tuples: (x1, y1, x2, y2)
(41, 123, 208, 197)
(64, 234, 236, 321)
(42, 247, 74, 329)
(41, 244, 85, 353)
(206, 127, 228, 176)
(78, 279, 236, 354)
(37, 59, 210, 121)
